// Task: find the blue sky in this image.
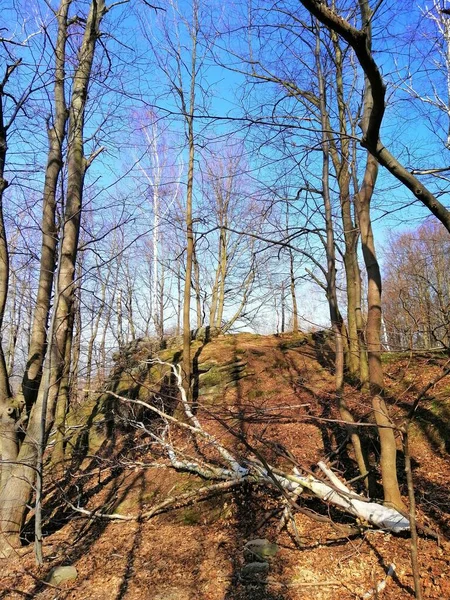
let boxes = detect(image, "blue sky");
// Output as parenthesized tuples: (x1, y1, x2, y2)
(3, 0, 450, 334)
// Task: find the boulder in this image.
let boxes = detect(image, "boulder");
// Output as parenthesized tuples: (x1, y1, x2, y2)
(244, 538, 278, 561)
(47, 565, 78, 586)
(241, 561, 269, 579)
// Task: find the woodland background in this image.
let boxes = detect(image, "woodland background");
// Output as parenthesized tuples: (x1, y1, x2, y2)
(1, 1, 450, 598)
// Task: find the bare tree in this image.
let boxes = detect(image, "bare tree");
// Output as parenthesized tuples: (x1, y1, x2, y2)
(383, 222, 450, 350)
(298, 0, 450, 234)
(0, 0, 108, 557)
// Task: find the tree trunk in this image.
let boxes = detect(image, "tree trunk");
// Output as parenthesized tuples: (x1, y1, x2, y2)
(0, 69, 15, 402)
(355, 0, 404, 510)
(0, 62, 22, 543)
(21, 0, 70, 413)
(343, 240, 360, 379)
(176, 260, 182, 337)
(193, 246, 203, 330)
(316, 27, 371, 490)
(5, 269, 20, 377)
(182, 119, 195, 396)
(158, 264, 165, 345)
(356, 154, 404, 509)
(182, 11, 198, 398)
(354, 254, 369, 386)
(51, 300, 75, 474)
(0, 0, 106, 555)
(330, 31, 360, 381)
(215, 228, 227, 329)
(209, 249, 221, 327)
(289, 249, 299, 333)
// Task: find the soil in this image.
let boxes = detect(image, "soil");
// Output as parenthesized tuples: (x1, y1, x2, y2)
(1, 333, 450, 600)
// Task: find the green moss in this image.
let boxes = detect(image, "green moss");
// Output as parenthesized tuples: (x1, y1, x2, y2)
(198, 367, 227, 389)
(247, 389, 265, 399)
(177, 498, 232, 526)
(113, 498, 134, 515)
(159, 348, 180, 362)
(381, 352, 410, 364)
(88, 425, 106, 454)
(115, 373, 137, 395)
(278, 335, 308, 351)
(66, 398, 97, 427)
(180, 507, 202, 525)
(198, 360, 248, 390)
(197, 384, 223, 400)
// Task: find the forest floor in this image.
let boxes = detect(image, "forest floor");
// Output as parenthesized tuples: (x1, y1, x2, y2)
(1, 332, 450, 600)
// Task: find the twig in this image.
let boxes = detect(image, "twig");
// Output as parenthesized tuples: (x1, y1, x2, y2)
(362, 564, 396, 599)
(403, 427, 423, 600)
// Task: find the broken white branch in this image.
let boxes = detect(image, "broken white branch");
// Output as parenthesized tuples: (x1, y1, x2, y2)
(104, 360, 409, 533)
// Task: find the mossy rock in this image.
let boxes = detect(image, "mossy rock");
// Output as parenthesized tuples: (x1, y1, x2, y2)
(197, 384, 223, 399)
(159, 348, 181, 362)
(115, 373, 139, 395)
(217, 360, 247, 373)
(244, 539, 278, 561)
(177, 497, 232, 526)
(247, 389, 265, 400)
(88, 422, 107, 453)
(165, 335, 183, 348)
(198, 361, 248, 391)
(278, 335, 308, 351)
(248, 348, 266, 357)
(191, 326, 221, 342)
(66, 397, 97, 428)
(198, 360, 220, 371)
(241, 562, 269, 579)
(47, 566, 78, 585)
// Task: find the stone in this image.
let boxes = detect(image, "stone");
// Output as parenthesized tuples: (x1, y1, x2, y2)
(244, 538, 278, 561)
(47, 565, 78, 585)
(191, 326, 221, 342)
(241, 561, 270, 579)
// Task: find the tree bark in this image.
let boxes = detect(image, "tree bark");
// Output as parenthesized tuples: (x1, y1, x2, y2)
(215, 228, 227, 329)
(0, 0, 106, 556)
(355, 153, 404, 509)
(182, 9, 198, 398)
(21, 0, 71, 413)
(329, 31, 361, 380)
(289, 249, 299, 333)
(315, 29, 371, 489)
(193, 245, 203, 330)
(51, 298, 75, 475)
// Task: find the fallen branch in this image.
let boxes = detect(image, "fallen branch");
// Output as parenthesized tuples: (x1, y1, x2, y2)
(105, 360, 410, 533)
(66, 478, 247, 521)
(257, 462, 409, 532)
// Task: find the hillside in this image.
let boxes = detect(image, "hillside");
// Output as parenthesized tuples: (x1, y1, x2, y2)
(1, 332, 450, 600)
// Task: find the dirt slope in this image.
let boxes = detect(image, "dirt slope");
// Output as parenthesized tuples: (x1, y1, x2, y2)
(1, 332, 450, 600)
